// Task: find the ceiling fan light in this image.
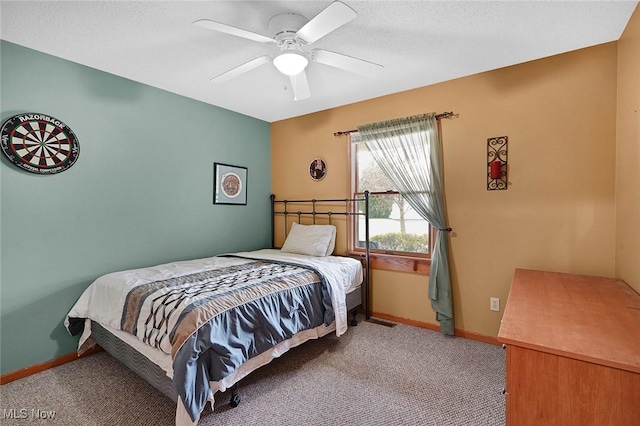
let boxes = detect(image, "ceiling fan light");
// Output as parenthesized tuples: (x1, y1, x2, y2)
(273, 51, 308, 76)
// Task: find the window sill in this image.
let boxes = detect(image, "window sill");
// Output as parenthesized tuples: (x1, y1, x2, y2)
(347, 251, 431, 275)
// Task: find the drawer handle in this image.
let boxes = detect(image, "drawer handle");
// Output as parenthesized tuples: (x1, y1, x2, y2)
(502, 388, 506, 395)
(502, 344, 506, 349)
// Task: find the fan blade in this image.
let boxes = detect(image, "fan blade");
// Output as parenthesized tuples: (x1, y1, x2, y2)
(312, 49, 383, 78)
(210, 55, 271, 83)
(289, 71, 311, 101)
(193, 19, 275, 45)
(296, 1, 357, 44)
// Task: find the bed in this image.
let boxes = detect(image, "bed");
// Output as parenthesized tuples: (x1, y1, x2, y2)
(64, 194, 370, 425)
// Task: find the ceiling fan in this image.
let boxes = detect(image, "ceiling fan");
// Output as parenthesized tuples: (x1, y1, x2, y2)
(193, 1, 383, 101)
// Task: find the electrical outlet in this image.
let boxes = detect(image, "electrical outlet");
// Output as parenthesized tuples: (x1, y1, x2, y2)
(490, 297, 500, 311)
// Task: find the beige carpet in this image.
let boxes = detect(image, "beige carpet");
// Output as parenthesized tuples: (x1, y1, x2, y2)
(1, 320, 505, 425)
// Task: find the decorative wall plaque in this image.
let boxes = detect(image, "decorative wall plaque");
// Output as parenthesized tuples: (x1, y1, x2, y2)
(309, 158, 326, 181)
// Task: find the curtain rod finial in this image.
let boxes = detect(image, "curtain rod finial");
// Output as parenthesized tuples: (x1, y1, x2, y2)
(439, 112, 458, 120)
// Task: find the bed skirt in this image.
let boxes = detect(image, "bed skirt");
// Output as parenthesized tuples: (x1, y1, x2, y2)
(91, 321, 178, 401)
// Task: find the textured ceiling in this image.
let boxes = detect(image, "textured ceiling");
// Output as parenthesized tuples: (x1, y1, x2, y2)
(1, 1, 637, 122)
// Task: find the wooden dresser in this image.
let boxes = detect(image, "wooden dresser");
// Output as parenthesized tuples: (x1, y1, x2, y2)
(498, 268, 640, 426)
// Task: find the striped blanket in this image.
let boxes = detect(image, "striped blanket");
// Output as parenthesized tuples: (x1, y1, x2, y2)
(119, 258, 329, 357)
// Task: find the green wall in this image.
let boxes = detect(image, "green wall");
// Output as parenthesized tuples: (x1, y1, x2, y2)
(0, 41, 271, 374)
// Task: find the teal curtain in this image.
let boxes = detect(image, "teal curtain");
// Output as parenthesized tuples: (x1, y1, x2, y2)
(357, 114, 454, 335)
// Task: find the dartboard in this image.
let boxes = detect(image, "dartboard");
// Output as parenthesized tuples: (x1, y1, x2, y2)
(1, 113, 79, 174)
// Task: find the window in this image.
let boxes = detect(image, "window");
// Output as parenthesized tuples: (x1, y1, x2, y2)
(350, 135, 431, 262)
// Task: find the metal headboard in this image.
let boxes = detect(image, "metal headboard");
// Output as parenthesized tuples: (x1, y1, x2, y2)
(270, 192, 371, 320)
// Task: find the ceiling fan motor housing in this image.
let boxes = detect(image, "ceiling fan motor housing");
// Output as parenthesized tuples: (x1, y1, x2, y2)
(268, 13, 309, 44)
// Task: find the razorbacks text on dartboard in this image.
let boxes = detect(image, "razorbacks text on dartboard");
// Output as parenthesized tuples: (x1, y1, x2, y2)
(1, 112, 80, 175)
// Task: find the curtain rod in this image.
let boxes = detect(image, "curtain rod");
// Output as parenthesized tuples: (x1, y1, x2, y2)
(333, 111, 456, 137)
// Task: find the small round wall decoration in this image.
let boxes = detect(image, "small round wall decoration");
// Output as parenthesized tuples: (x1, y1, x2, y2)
(309, 158, 327, 181)
(1, 112, 80, 174)
(221, 171, 242, 198)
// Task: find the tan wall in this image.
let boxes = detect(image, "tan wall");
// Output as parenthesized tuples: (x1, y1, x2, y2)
(616, 5, 640, 293)
(272, 42, 618, 337)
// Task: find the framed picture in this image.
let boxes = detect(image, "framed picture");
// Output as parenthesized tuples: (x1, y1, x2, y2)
(214, 163, 247, 205)
(309, 158, 327, 181)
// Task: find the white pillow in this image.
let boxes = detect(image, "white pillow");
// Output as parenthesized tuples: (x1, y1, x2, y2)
(281, 222, 336, 257)
(324, 226, 336, 256)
